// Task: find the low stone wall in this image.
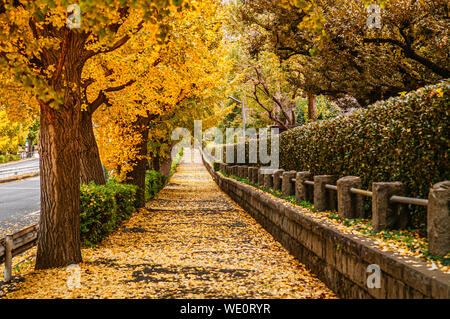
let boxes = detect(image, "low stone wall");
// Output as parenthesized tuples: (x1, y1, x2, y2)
(201, 156, 450, 299)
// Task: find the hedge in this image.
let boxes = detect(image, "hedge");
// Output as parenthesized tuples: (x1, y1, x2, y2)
(213, 81, 449, 229)
(80, 181, 138, 246)
(280, 81, 449, 229)
(145, 170, 167, 201)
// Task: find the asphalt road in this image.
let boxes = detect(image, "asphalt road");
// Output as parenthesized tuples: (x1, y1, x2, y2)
(0, 157, 39, 169)
(0, 158, 40, 179)
(0, 176, 40, 236)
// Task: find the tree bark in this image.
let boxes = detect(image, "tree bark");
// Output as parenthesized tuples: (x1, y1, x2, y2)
(125, 115, 150, 208)
(35, 100, 82, 269)
(79, 111, 106, 185)
(307, 92, 317, 121)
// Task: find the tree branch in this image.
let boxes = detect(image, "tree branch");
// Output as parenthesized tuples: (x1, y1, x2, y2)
(87, 79, 136, 114)
(83, 20, 144, 61)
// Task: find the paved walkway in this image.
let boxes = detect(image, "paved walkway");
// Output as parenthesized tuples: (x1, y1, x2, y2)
(2, 149, 335, 299)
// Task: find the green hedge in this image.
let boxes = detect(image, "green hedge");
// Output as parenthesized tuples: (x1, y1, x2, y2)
(280, 81, 449, 228)
(145, 170, 167, 201)
(80, 181, 138, 246)
(0, 154, 20, 163)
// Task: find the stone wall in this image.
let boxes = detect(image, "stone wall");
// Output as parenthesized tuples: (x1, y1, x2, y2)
(202, 156, 450, 299)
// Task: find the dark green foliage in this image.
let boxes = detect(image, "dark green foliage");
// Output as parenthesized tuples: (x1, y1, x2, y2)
(280, 81, 449, 228)
(80, 181, 138, 246)
(145, 170, 167, 201)
(169, 147, 184, 176)
(213, 161, 220, 171)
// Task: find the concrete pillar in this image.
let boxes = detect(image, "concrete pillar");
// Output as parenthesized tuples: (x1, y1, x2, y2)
(264, 172, 273, 189)
(337, 176, 364, 219)
(241, 165, 249, 179)
(427, 181, 450, 257)
(247, 167, 253, 183)
(295, 171, 313, 203)
(372, 182, 407, 232)
(237, 166, 243, 178)
(249, 167, 258, 183)
(314, 175, 337, 212)
(273, 169, 284, 191)
(258, 168, 265, 187)
(282, 171, 297, 196)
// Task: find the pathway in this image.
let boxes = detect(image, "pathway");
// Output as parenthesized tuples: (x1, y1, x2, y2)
(2, 149, 336, 299)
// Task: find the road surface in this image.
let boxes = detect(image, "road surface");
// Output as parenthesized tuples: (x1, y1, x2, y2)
(0, 176, 40, 236)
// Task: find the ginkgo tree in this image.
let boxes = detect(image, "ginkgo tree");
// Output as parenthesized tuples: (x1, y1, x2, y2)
(0, 0, 186, 269)
(93, 1, 231, 206)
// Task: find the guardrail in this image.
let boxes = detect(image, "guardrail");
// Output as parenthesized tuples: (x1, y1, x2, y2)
(19, 151, 38, 159)
(215, 162, 449, 258)
(0, 223, 39, 282)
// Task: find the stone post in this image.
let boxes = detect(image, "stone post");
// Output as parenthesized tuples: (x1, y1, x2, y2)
(314, 175, 337, 212)
(249, 167, 258, 183)
(273, 169, 284, 191)
(241, 165, 249, 179)
(372, 182, 407, 232)
(247, 167, 253, 183)
(237, 166, 243, 178)
(282, 171, 297, 196)
(337, 176, 364, 219)
(427, 181, 450, 257)
(264, 172, 274, 189)
(295, 171, 313, 204)
(258, 168, 265, 187)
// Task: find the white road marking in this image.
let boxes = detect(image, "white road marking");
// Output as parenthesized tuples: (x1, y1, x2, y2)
(0, 187, 40, 190)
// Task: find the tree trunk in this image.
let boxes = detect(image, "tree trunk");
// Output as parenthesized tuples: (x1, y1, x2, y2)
(79, 111, 106, 185)
(125, 116, 150, 208)
(35, 101, 82, 269)
(152, 148, 160, 172)
(307, 92, 317, 121)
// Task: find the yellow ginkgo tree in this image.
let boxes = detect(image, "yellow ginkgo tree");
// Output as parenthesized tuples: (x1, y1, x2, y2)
(0, 0, 184, 269)
(93, 1, 231, 207)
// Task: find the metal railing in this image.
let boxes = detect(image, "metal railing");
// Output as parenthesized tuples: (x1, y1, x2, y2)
(390, 195, 428, 206)
(350, 187, 373, 197)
